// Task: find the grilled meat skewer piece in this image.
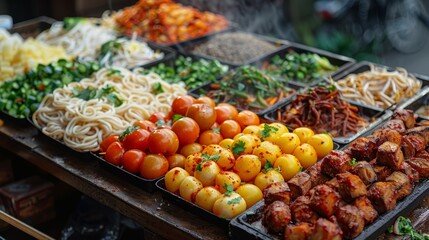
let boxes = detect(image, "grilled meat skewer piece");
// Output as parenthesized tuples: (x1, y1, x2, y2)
(309, 184, 341, 218)
(263, 182, 292, 206)
(383, 119, 406, 134)
(349, 137, 377, 161)
(285, 222, 314, 240)
(385, 171, 412, 200)
(307, 161, 330, 188)
(308, 218, 343, 240)
(335, 205, 365, 239)
(288, 172, 312, 200)
(367, 181, 397, 214)
(321, 150, 352, 178)
(369, 129, 402, 147)
(391, 109, 416, 129)
(336, 172, 367, 202)
(262, 201, 291, 234)
(399, 161, 420, 184)
(352, 161, 377, 185)
(376, 141, 404, 170)
(354, 196, 378, 225)
(290, 196, 318, 224)
(407, 157, 429, 178)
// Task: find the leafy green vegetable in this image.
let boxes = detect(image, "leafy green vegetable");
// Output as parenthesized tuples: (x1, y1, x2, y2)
(119, 125, 140, 141)
(63, 17, 86, 30)
(263, 160, 280, 173)
(172, 114, 183, 122)
(260, 123, 278, 139)
(389, 216, 429, 240)
(348, 158, 357, 166)
(227, 197, 242, 205)
(142, 56, 228, 90)
(232, 140, 246, 156)
(223, 184, 235, 196)
(98, 39, 123, 66)
(151, 82, 164, 95)
(0, 59, 100, 118)
(264, 52, 338, 84)
(72, 85, 123, 107)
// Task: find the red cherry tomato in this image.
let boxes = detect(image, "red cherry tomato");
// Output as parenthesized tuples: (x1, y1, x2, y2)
(172, 95, 195, 115)
(121, 128, 150, 151)
(149, 112, 167, 123)
(105, 142, 125, 166)
(171, 117, 200, 145)
(133, 120, 156, 132)
(100, 134, 119, 152)
(220, 120, 242, 139)
(148, 128, 179, 155)
(122, 149, 146, 174)
(140, 154, 169, 179)
(233, 110, 260, 129)
(215, 104, 238, 124)
(186, 103, 216, 131)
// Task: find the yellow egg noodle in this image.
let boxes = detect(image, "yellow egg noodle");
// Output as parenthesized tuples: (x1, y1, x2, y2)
(32, 67, 186, 152)
(99, 35, 165, 69)
(335, 65, 422, 108)
(36, 21, 117, 60)
(0, 29, 70, 83)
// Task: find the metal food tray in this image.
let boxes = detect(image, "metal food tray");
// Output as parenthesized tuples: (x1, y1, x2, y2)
(187, 79, 303, 116)
(155, 178, 230, 230)
(10, 16, 57, 39)
(250, 42, 355, 87)
(263, 96, 393, 145)
(176, 29, 287, 67)
(230, 178, 429, 240)
(332, 61, 429, 108)
(91, 152, 160, 193)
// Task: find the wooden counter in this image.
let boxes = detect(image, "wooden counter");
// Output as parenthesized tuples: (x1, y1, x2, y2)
(0, 115, 227, 240)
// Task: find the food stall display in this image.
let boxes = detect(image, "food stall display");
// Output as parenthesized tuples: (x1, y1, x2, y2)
(0, 0, 428, 239)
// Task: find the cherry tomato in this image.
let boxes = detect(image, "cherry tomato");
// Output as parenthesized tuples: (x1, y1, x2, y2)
(199, 129, 223, 146)
(171, 117, 200, 145)
(167, 153, 186, 169)
(100, 134, 119, 152)
(122, 149, 146, 174)
(122, 128, 150, 151)
(133, 120, 156, 132)
(148, 129, 179, 155)
(184, 152, 203, 175)
(194, 160, 220, 186)
(105, 141, 125, 166)
(236, 184, 263, 208)
(219, 138, 234, 150)
(220, 120, 242, 139)
(180, 143, 203, 157)
(195, 96, 216, 108)
(202, 144, 235, 170)
(140, 154, 169, 179)
(215, 171, 241, 193)
(172, 95, 195, 115)
(149, 112, 167, 124)
(233, 154, 261, 182)
(186, 103, 216, 131)
(215, 104, 238, 124)
(234, 110, 260, 129)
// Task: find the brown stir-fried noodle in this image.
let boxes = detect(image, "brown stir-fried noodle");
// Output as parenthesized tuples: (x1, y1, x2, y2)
(335, 65, 421, 109)
(276, 86, 368, 137)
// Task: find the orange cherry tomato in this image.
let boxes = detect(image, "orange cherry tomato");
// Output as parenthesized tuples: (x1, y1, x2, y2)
(199, 129, 224, 146)
(186, 103, 216, 131)
(233, 110, 260, 129)
(215, 103, 238, 124)
(171, 117, 200, 145)
(149, 112, 167, 124)
(172, 95, 195, 115)
(140, 154, 169, 179)
(105, 141, 124, 166)
(100, 134, 119, 152)
(121, 128, 150, 151)
(148, 129, 179, 155)
(220, 120, 242, 139)
(167, 153, 186, 169)
(180, 142, 203, 157)
(195, 96, 216, 108)
(122, 149, 146, 174)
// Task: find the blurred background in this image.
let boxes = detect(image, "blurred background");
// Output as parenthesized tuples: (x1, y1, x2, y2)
(0, 0, 428, 75)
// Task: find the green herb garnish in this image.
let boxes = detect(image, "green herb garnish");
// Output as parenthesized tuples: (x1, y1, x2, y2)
(227, 197, 242, 205)
(260, 123, 278, 139)
(224, 184, 234, 197)
(172, 114, 183, 122)
(151, 82, 164, 95)
(232, 140, 246, 155)
(389, 216, 429, 240)
(73, 85, 123, 107)
(349, 158, 357, 166)
(119, 125, 140, 141)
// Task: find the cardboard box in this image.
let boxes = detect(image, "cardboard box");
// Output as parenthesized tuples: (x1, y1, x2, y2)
(0, 158, 14, 187)
(0, 176, 55, 226)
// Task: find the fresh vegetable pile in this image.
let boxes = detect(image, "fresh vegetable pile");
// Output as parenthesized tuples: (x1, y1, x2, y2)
(99, 94, 334, 220)
(262, 52, 338, 84)
(204, 66, 295, 113)
(142, 56, 229, 90)
(0, 59, 100, 118)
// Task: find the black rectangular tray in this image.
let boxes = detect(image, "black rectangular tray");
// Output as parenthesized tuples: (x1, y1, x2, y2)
(230, 178, 429, 240)
(91, 152, 160, 193)
(10, 16, 57, 39)
(187, 80, 303, 117)
(155, 178, 230, 230)
(263, 96, 393, 145)
(176, 29, 287, 67)
(250, 42, 355, 87)
(332, 61, 429, 107)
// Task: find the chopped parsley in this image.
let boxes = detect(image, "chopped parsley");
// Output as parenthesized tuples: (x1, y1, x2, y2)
(232, 140, 246, 155)
(260, 124, 278, 139)
(73, 85, 123, 107)
(107, 68, 123, 77)
(212, 127, 220, 134)
(223, 184, 234, 197)
(263, 160, 280, 173)
(227, 197, 242, 205)
(201, 153, 220, 162)
(151, 82, 164, 95)
(349, 158, 357, 166)
(172, 114, 183, 122)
